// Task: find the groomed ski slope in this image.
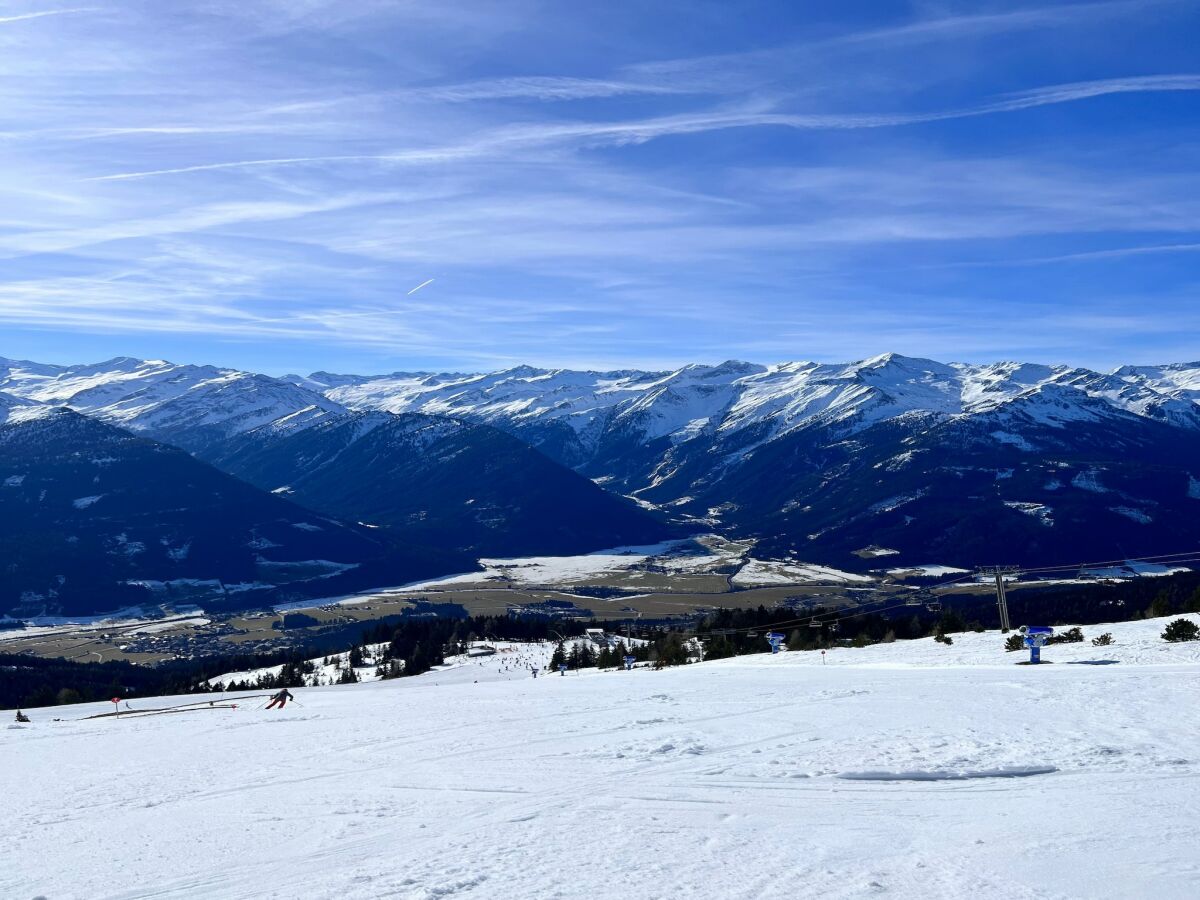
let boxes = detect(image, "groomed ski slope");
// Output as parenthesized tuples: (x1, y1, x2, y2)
(4, 615, 1200, 900)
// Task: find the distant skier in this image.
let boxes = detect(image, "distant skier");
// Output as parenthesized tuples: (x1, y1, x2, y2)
(265, 688, 294, 710)
(15, 710, 30, 723)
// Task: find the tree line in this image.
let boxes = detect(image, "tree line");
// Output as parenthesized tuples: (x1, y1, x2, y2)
(6, 572, 1200, 707)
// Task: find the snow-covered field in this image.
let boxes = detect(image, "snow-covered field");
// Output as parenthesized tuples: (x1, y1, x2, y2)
(401, 539, 736, 589)
(5, 615, 1200, 899)
(334, 537, 877, 598)
(885, 563, 972, 579)
(0, 609, 206, 644)
(732, 558, 874, 586)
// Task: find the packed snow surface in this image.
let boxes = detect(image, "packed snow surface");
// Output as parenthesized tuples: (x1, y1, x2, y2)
(5, 615, 1200, 899)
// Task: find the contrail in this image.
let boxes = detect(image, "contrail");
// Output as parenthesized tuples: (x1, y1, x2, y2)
(407, 278, 435, 295)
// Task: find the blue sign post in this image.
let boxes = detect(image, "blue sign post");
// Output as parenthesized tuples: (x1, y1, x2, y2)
(766, 632, 785, 654)
(558, 663, 568, 676)
(1020, 625, 1054, 664)
(623, 655, 636, 671)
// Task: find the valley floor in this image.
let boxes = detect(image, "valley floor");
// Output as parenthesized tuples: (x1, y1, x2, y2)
(4, 616, 1200, 899)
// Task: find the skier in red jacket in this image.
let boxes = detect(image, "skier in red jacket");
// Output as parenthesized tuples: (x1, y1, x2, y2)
(265, 688, 294, 710)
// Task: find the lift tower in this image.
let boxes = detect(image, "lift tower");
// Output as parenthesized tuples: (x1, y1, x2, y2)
(977, 565, 1019, 632)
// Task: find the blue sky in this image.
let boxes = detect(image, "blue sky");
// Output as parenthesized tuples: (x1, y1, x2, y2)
(1, 0, 1198, 374)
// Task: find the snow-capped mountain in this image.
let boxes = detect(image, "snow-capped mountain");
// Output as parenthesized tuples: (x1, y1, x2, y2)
(292, 353, 1200, 482)
(0, 356, 344, 454)
(286, 353, 1200, 568)
(6, 352, 1200, 572)
(0, 390, 48, 425)
(699, 385, 1200, 567)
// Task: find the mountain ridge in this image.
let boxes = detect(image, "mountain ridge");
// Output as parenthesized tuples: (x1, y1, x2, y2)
(0, 407, 464, 618)
(4, 352, 1199, 572)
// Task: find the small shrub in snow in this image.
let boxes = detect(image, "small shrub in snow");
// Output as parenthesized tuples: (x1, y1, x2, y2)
(1047, 627, 1084, 645)
(1091, 633, 1114, 647)
(1004, 633, 1024, 652)
(1161, 619, 1200, 643)
(934, 632, 953, 646)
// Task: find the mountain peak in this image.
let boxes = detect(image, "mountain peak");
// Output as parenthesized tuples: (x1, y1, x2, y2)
(852, 352, 957, 373)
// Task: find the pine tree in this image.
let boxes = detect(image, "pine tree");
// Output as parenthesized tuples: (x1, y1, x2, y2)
(550, 641, 567, 670)
(1162, 618, 1199, 643)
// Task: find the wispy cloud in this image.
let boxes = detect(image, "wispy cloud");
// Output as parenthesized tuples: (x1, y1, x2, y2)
(0, 7, 97, 26)
(622, 0, 1172, 88)
(936, 242, 1200, 269)
(418, 76, 694, 102)
(2, 1, 1199, 371)
(0, 192, 407, 256)
(826, 0, 1171, 48)
(83, 74, 1200, 183)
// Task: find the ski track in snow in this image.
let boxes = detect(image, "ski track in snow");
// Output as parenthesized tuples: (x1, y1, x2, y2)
(4, 615, 1200, 899)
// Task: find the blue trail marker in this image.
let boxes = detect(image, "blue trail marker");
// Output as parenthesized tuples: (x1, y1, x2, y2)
(766, 632, 785, 654)
(1019, 625, 1054, 664)
(558, 663, 568, 676)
